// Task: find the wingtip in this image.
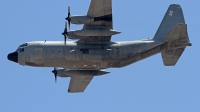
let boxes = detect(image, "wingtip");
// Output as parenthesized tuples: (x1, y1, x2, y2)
(169, 4, 182, 9)
(170, 4, 181, 6)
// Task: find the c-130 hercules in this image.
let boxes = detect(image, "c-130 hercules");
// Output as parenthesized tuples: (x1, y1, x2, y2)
(7, 0, 191, 93)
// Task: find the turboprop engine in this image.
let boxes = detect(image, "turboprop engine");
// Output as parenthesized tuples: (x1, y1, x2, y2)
(52, 69, 110, 78)
(68, 29, 121, 37)
(69, 14, 112, 25)
(70, 15, 93, 24)
(65, 6, 112, 26)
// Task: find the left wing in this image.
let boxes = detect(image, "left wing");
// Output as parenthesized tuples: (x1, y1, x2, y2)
(68, 76, 94, 93)
(85, 0, 113, 29)
(81, 0, 113, 42)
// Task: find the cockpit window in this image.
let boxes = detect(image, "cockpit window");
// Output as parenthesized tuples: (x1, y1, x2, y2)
(19, 48, 24, 52)
(19, 43, 28, 47)
(16, 43, 27, 52)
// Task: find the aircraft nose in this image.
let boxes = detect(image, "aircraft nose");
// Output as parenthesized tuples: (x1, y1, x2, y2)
(7, 52, 18, 63)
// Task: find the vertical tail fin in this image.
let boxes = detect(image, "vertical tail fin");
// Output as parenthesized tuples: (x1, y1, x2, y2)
(154, 4, 192, 66)
(153, 4, 185, 41)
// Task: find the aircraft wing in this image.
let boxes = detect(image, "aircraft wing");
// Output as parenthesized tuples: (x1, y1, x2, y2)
(68, 76, 94, 93)
(81, 0, 113, 42)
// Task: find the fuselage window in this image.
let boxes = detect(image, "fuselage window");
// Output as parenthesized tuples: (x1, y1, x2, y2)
(80, 49, 89, 54)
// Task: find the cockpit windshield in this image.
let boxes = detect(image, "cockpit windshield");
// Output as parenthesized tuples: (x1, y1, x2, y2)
(16, 43, 28, 52)
(16, 48, 25, 52)
(19, 43, 28, 47)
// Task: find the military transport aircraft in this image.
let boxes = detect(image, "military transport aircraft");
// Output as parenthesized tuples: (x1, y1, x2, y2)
(7, 0, 191, 93)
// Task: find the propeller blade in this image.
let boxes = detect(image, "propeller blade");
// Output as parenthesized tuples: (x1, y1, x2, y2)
(52, 67, 58, 83)
(55, 73, 57, 83)
(62, 22, 68, 35)
(68, 6, 70, 15)
(68, 20, 70, 30)
(65, 6, 71, 30)
(64, 36, 67, 45)
(62, 21, 68, 45)
(65, 21, 68, 29)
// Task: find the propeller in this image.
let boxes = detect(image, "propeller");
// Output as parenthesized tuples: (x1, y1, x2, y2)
(62, 21, 68, 45)
(52, 67, 58, 83)
(65, 6, 71, 30)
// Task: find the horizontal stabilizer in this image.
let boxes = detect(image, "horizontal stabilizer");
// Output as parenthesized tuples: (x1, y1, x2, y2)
(161, 48, 185, 66)
(164, 24, 189, 42)
(161, 24, 191, 66)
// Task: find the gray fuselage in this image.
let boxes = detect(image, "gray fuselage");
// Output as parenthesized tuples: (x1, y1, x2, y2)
(16, 40, 165, 70)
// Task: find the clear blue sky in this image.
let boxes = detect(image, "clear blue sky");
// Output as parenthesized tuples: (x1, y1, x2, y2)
(1, 0, 200, 112)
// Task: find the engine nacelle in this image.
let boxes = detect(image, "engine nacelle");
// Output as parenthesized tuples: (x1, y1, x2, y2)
(68, 29, 121, 37)
(67, 32, 86, 40)
(56, 69, 110, 77)
(71, 15, 93, 24)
